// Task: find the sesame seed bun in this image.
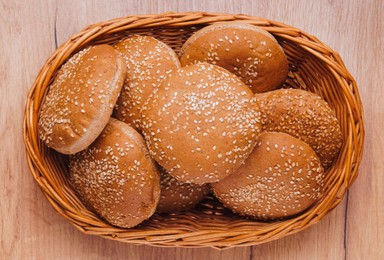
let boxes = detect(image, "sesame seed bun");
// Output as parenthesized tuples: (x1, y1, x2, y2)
(179, 22, 289, 93)
(38, 44, 126, 154)
(141, 63, 262, 184)
(69, 118, 161, 228)
(113, 35, 181, 130)
(256, 88, 342, 168)
(211, 131, 325, 220)
(157, 168, 210, 213)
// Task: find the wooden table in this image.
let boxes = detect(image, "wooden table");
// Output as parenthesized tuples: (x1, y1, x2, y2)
(1, 0, 382, 259)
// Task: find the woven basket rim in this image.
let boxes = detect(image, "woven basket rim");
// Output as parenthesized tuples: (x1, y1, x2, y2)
(23, 12, 364, 249)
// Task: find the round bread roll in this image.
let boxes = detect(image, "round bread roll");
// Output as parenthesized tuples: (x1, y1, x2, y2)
(179, 22, 289, 93)
(211, 131, 325, 220)
(69, 118, 160, 228)
(141, 63, 262, 184)
(38, 44, 126, 154)
(157, 168, 210, 213)
(256, 88, 342, 168)
(113, 35, 181, 130)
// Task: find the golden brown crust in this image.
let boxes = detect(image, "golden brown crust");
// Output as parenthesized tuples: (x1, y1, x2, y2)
(256, 89, 342, 168)
(113, 35, 181, 130)
(211, 131, 325, 220)
(141, 63, 262, 184)
(180, 22, 288, 93)
(38, 45, 126, 154)
(69, 118, 161, 228)
(157, 168, 210, 213)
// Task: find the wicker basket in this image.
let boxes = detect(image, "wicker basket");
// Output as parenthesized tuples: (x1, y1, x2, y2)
(23, 12, 364, 249)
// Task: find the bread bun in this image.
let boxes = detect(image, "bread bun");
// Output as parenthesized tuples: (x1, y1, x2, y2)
(69, 118, 160, 228)
(113, 35, 181, 129)
(38, 44, 126, 154)
(141, 63, 262, 184)
(256, 88, 342, 168)
(157, 168, 210, 213)
(211, 131, 325, 220)
(180, 22, 288, 93)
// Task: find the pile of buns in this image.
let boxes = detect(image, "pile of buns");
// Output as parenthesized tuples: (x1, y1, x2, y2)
(38, 22, 342, 228)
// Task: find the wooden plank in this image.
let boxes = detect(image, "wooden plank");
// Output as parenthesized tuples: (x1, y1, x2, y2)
(252, 203, 346, 260)
(345, 0, 384, 259)
(0, 1, 57, 259)
(142, 246, 250, 260)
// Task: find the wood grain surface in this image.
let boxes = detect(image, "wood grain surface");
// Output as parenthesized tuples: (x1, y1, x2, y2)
(0, 0, 382, 259)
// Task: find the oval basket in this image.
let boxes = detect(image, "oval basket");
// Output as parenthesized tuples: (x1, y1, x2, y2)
(23, 12, 364, 249)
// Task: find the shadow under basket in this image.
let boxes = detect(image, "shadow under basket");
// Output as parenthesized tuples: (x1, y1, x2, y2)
(23, 12, 364, 249)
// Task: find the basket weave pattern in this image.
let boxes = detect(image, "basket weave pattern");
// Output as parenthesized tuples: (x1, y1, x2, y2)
(23, 12, 364, 248)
